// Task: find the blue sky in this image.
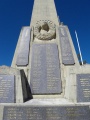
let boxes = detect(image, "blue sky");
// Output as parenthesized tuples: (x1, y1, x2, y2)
(0, 0, 90, 66)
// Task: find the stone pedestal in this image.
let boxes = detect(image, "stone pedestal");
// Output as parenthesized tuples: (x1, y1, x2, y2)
(0, 0, 90, 119)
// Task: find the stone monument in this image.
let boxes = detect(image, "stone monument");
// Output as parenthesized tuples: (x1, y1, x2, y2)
(0, 0, 90, 119)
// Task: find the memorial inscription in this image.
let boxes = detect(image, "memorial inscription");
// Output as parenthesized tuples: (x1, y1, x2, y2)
(3, 106, 90, 120)
(16, 27, 31, 66)
(77, 74, 90, 102)
(59, 27, 75, 65)
(30, 43, 61, 94)
(0, 75, 15, 103)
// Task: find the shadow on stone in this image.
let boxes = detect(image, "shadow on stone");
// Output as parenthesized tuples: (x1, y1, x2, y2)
(20, 69, 33, 102)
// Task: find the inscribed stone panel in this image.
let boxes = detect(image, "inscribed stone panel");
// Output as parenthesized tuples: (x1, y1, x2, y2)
(30, 43, 61, 94)
(59, 27, 75, 65)
(3, 106, 90, 120)
(0, 75, 15, 103)
(16, 27, 31, 66)
(77, 74, 90, 102)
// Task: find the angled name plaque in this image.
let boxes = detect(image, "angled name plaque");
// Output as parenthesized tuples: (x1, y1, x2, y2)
(16, 27, 31, 66)
(59, 26, 75, 65)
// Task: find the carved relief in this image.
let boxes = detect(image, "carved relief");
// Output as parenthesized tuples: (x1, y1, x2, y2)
(34, 20, 56, 40)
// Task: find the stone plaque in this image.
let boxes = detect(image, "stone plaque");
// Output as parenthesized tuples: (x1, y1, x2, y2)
(16, 27, 31, 66)
(77, 74, 90, 102)
(0, 75, 15, 103)
(3, 105, 90, 120)
(30, 44, 61, 94)
(59, 27, 75, 65)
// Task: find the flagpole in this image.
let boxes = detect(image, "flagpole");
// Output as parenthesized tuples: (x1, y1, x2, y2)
(75, 30, 83, 65)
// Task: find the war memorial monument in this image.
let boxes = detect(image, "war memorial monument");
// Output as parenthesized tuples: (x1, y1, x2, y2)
(0, 0, 90, 119)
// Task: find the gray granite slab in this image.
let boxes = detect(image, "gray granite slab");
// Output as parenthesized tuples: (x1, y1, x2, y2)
(3, 105, 90, 120)
(30, 43, 61, 94)
(77, 74, 90, 102)
(16, 27, 31, 66)
(59, 27, 75, 65)
(0, 75, 15, 103)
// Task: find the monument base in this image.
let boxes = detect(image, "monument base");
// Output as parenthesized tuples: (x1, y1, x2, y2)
(0, 99, 90, 120)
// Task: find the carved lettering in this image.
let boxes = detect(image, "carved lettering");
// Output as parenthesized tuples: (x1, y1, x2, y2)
(3, 106, 90, 120)
(77, 74, 90, 102)
(30, 44, 61, 94)
(0, 75, 15, 103)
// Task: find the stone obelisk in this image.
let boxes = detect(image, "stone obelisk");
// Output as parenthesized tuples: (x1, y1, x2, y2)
(11, 0, 79, 99)
(0, 0, 90, 119)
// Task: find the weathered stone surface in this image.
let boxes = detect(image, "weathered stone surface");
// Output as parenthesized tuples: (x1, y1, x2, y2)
(0, 75, 15, 103)
(30, 43, 61, 94)
(0, 66, 20, 75)
(77, 74, 90, 102)
(16, 27, 31, 66)
(3, 105, 90, 120)
(34, 20, 56, 40)
(59, 27, 75, 65)
(30, 0, 59, 26)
